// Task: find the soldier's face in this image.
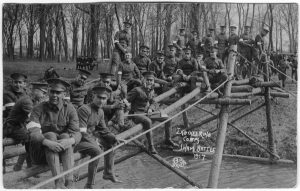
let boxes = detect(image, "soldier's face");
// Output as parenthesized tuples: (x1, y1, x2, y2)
(192, 32, 198, 38)
(49, 89, 64, 105)
(33, 89, 47, 103)
(120, 40, 128, 48)
(157, 56, 164, 63)
(140, 48, 148, 57)
(184, 51, 192, 59)
(77, 74, 87, 86)
(143, 77, 155, 89)
(210, 52, 217, 58)
(12, 79, 26, 93)
(93, 92, 108, 107)
(124, 24, 131, 31)
(244, 28, 250, 34)
(220, 27, 226, 33)
(102, 78, 111, 87)
(169, 48, 176, 56)
(208, 30, 214, 35)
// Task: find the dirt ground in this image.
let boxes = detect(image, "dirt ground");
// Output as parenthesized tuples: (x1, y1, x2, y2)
(1, 60, 298, 188)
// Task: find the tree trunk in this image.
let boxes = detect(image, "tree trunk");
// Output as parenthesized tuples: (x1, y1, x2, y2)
(268, 4, 274, 51)
(250, 4, 255, 33)
(90, 4, 97, 59)
(115, 4, 121, 31)
(60, 5, 69, 61)
(81, 12, 85, 56)
(19, 27, 22, 58)
(39, 5, 46, 61)
(163, 4, 173, 53)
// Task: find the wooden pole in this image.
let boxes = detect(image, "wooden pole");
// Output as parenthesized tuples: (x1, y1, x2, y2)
(231, 85, 253, 93)
(181, 104, 190, 128)
(132, 140, 203, 188)
(153, 83, 188, 103)
(207, 45, 237, 188)
(3, 146, 26, 159)
(252, 81, 281, 87)
(3, 138, 19, 146)
(263, 60, 277, 162)
(269, 92, 290, 98)
(200, 98, 251, 105)
(232, 79, 250, 85)
(230, 88, 262, 98)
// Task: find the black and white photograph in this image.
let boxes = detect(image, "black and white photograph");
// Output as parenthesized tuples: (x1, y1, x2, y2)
(1, 0, 298, 189)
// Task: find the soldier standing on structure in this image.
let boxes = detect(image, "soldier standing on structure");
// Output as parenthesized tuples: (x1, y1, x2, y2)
(111, 38, 129, 75)
(227, 24, 240, 79)
(27, 78, 81, 188)
(216, 25, 228, 62)
(133, 44, 151, 74)
(239, 25, 255, 79)
(278, 55, 290, 88)
(174, 28, 187, 59)
(186, 29, 202, 58)
(69, 69, 91, 109)
(253, 25, 269, 75)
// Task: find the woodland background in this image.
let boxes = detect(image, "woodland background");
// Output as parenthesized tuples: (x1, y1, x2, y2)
(2, 3, 298, 62)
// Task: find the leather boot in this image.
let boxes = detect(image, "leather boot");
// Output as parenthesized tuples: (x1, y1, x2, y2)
(45, 149, 65, 189)
(164, 121, 179, 149)
(13, 154, 26, 171)
(86, 158, 100, 187)
(103, 151, 122, 183)
(61, 147, 74, 188)
(146, 132, 157, 154)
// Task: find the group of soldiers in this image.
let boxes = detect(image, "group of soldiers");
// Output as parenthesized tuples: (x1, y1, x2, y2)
(3, 19, 297, 189)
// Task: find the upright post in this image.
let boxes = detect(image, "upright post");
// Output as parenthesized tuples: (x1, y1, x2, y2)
(181, 104, 190, 128)
(207, 45, 237, 188)
(263, 57, 277, 162)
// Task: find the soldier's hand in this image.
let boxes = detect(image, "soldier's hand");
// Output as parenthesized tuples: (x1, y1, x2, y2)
(44, 140, 64, 152)
(147, 108, 153, 114)
(183, 75, 190, 81)
(114, 102, 125, 109)
(58, 138, 75, 149)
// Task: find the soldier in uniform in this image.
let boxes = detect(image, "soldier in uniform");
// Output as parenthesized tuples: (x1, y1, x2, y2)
(75, 84, 122, 188)
(204, 46, 228, 94)
(111, 38, 129, 76)
(216, 25, 228, 62)
(186, 29, 202, 58)
(4, 82, 48, 172)
(127, 71, 159, 154)
(291, 54, 298, 82)
(226, 24, 240, 78)
(44, 66, 60, 81)
(174, 28, 187, 59)
(3, 73, 30, 119)
(114, 19, 132, 52)
(149, 50, 166, 79)
(253, 25, 269, 75)
(176, 47, 199, 83)
(26, 78, 81, 188)
(133, 44, 151, 74)
(202, 25, 216, 59)
(239, 25, 255, 79)
(278, 55, 290, 87)
(69, 69, 91, 109)
(163, 44, 180, 81)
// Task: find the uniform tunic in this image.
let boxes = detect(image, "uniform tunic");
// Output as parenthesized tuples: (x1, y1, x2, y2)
(70, 80, 89, 109)
(149, 60, 165, 79)
(278, 60, 290, 81)
(118, 60, 141, 81)
(164, 56, 179, 77)
(114, 30, 131, 46)
(132, 55, 151, 74)
(44, 69, 59, 80)
(216, 33, 228, 58)
(186, 38, 202, 58)
(239, 33, 254, 61)
(127, 86, 156, 113)
(3, 85, 29, 118)
(177, 58, 199, 76)
(204, 57, 227, 86)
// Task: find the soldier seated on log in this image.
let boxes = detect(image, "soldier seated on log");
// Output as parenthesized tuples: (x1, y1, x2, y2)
(204, 46, 228, 95)
(133, 44, 152, 74)
(163, 44, 180, 82)
(98, 73, 129, 131)
(196, 52, 212, 92)
(4, 82, 48, 172)
(26, 78, 81, 189)
(127, 71, 159, 154)
(69, 69, 91, 109)
(74, 84, 122, 188)
(149, 50, 167, 94)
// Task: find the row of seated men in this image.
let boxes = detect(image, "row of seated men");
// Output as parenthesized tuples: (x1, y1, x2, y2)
(2, 42, 229, 189)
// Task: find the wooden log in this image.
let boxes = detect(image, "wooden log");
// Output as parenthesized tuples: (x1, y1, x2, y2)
(230, 88, 262, 98)
(200, 98, 251, 105)
(252, 81, 281, 87)
(153, 82, 188, 103)
(208, 44, 237, 188)
(271, 87, 286, 93)
(270, 92, 290, 98)
(133, 140, 203, 188)
(232, 79, 249, 85)
(3, 138, 19, 146)
(181, 104, 190, 128)
(155, 78, 169, 85)
(3, 146, 26, 159)
(231, 85, 253, 93)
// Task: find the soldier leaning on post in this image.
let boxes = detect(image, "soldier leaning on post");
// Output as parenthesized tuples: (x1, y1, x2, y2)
(173, 28, 187, 59)
(278, 55, 290, 88)
(114, 19, 132, 52)
(133, 44, 151, 74)
(239, 25, 255, 79)
(3, 73, 30, 119)
(204, 46, 228, 95)
(69, 69, 91, 109)
(216, 25, 229, 62)
(253, 25, 269, 75)
(186, 29, 202, 58)
(26, 78, 81, 189)
(127, 71, 160, 154)
(4, 82, 48, 172)
(291, 54, 298, 82)
(74, 84, 122, 188)
(163, 44, 180, 81)
(111, 38, 129, 75)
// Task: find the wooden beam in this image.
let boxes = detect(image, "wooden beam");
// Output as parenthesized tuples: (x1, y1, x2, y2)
(3, 146, 26, 159)
(230, 88, 262, 98)
(232, 79, 250, 85)
(208, 44, 237, 188)
(3, 138, 19, 147)
(153, 83, 188, 103)
(252, 81, 281, 87)
(231, 85, 253, 93)
(200, 98, 251, 105)
(270, 92, 290, 98)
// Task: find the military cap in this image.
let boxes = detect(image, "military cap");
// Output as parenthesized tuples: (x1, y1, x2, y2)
(78, 69, 91, 77)
(123, 19, 132, 26)
(210, 46, 219, 53)
(179, 28, 185, 31)
(230, 24, 237, 29)
(191, 29, 199, 34)
(244, 25, 251, 28)
(208, 24, 215, 30)
(10, 73, 27, 81)
(99, 72, 114, 79)
(142, 71, 157, 78)
(220, 25, 226, 28)
(31, 82, 48, 93)
(168, 44, 176, 49)
(47, 78, 70, 92)
(92, 83, 112, 94)
(183, 47, 192, 52)
(140, 44, 150, 50)
(263, 25, 269, 32)
(156, 50, 165, 56)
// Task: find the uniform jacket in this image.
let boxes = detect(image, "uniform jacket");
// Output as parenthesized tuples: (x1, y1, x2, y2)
(133, 55, 151, 74)
(127, 86, 157, 113)
(118, 60, 141, 81)
(177, 58, 199, 75)
(149, 60, 165, 79)
(164, 56, 179, 76)
(70, 80, 89, 108)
